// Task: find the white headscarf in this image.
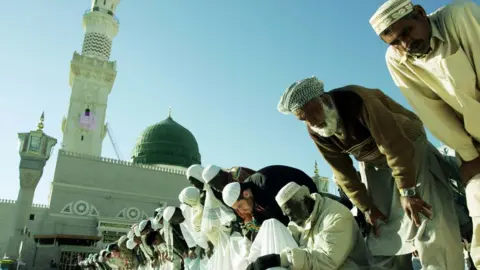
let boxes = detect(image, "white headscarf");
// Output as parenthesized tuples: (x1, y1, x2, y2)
(201, 182, 237, 235)
(178, 186, 201, 206)
(163, 218, 175, 260)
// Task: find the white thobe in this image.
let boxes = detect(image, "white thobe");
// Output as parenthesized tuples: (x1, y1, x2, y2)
(386, 2, 480, 267)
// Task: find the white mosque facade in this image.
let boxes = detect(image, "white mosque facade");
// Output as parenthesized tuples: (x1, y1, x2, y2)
(0, 1, 329, 269)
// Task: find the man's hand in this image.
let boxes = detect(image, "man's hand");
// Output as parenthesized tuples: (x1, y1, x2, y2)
(400, 194, 432, 227)
(364, 206, 387, 237)
(206, 248, 213, 258)
(188, 249, 197, 259)
(460, 156, 480, 185)
(246, 254, 281, 270)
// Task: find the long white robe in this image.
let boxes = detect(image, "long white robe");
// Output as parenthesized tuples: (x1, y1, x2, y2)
(386, 4, 480, 266)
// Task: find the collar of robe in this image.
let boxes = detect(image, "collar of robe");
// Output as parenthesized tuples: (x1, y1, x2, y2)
(303, 193, 325, 232)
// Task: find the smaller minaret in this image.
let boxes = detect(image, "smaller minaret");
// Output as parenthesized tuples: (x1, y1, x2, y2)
(7, 113, 57, 260)
(312, 161, 329, 193)
(313, 161, 319, 177)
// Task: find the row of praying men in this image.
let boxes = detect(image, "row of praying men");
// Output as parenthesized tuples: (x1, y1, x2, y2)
(76, 162, 469, 270)
(80, 0, 480, 269)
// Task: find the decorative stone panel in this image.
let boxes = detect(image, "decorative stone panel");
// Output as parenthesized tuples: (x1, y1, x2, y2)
(81, 32, 112, 61)
(61, 200, 99, 216)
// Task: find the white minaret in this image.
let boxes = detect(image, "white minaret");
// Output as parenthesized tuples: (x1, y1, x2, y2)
(61, 0, 120, 156)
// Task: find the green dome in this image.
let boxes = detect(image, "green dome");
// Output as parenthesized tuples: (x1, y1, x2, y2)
(131, 115, 201, 168)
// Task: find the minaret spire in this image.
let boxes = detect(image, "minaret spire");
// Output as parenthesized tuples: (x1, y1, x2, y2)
(37, 112, 45, 131)
(168, 107, 172, 118)
(314, 160, 319, 177)
(61, 0, 120, 156)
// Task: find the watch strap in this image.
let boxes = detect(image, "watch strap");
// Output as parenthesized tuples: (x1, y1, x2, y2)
(399, 187, 417, 197)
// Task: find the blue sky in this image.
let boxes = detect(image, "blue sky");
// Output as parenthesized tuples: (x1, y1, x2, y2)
(0, 0, 464, 203)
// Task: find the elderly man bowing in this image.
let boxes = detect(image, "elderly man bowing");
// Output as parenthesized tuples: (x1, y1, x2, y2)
(370, 2, 480, 265)
(247, 182, 372, 270)
(277, 76, 463, 269)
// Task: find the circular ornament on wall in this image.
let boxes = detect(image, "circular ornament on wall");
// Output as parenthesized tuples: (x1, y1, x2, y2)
(127, 207, 140, 220)
(73, 200, 90, 216)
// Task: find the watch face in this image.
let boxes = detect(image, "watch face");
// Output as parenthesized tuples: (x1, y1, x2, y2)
(403, 189, 416, 196)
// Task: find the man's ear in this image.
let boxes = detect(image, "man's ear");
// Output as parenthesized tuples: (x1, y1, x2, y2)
(242, 189, 250, 198)
(413, 5, 427, 19)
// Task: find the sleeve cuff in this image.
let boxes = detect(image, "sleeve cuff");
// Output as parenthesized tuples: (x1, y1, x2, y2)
(280, 250, 291, 267)
(457, 146, 479, 162)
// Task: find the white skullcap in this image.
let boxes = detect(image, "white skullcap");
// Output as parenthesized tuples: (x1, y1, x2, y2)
(187, 164, 205, 181)
(118, 235, 127, 244)
(163, 206, 176, 222)
(370, 0, 414, 35)
(178, 187, 200, 206)
(202, 165, 222, 183)
(151, 217, 163, 231)
(275, 182, 302, 207)
(126, 238, 137, 250)
(135, 219, 148, 237)
(127, 230, 134, 239)
(222, 182, 241, 207)
(99, 250, 107, 257)
(277, 76, 324, 114)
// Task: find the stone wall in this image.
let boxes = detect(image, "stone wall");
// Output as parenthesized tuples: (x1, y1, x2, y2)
(0, 201, 49, 258)
(47, 150, 190, 224)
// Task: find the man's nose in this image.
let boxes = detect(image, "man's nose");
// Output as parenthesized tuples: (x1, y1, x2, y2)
(400, 37, 412, 50)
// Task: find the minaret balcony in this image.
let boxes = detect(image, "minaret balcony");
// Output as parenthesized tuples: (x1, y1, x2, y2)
(84, 8, 119, 24)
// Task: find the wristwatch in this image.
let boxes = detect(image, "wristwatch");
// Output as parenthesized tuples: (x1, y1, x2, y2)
(399, 187, 417, 197)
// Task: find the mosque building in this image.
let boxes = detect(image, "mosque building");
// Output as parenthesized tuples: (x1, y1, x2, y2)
(0, 1, 329, 269)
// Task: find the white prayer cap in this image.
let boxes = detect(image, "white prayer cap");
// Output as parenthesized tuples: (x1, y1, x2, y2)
(277, 76, 324, 115)
(163, 206, 176, 222)
(275, 182, 302, 207)
(370, 0, 414, 35)
(222, 182, 241, 207)
(126, 238, 137, 250)
(99, 250, 107, 257)
(202, 165, 222, 183)
(187, 164, 205, 181)
(178, 186, 200, 205)
(135, 219, 148, 237)
(127, 230, 134, 239)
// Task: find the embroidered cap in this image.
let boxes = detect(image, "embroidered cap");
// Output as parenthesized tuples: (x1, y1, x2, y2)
(370, 0, 414, 35)
(277, 76, 324, 115)
(275, 182, 302, 207)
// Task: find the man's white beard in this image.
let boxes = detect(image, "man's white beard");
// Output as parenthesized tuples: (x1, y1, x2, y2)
(310, 102, 339, 137)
